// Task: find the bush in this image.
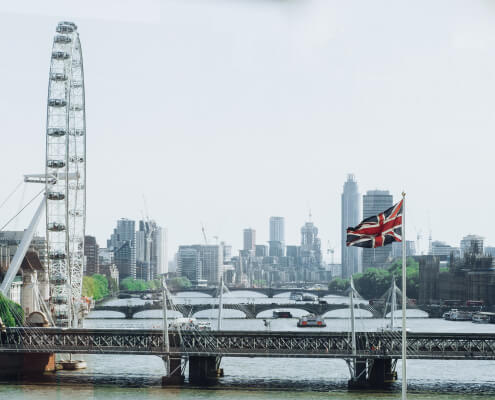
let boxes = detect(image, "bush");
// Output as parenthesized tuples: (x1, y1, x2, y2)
(0, 293, 23, 326)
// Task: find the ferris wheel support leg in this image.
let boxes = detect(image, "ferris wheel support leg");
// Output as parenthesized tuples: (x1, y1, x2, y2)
(0, 196, 45, 296)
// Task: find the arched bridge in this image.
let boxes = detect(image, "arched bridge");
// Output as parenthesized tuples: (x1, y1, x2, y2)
(92, 302, 382, 319)
(122, 287, 344, 298)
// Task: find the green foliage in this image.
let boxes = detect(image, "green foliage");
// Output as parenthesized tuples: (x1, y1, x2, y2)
(329, 257, 420, 300)
(353, 268, 392, 299)
(168, 277, 192, 290)
(328, 278, 349, 292)
(0, 293, 24, 327)
(82, 274, 110, 301)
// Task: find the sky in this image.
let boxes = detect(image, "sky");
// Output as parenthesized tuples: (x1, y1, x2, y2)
(1, 0, 495, 262)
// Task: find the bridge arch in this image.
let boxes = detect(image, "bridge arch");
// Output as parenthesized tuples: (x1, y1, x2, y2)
(323, 308, 373, 318)
(133, 310, 183, 319)
(192, 308, 247, 319)
(88, 310, 127, 319)
(174, 291, 213, 298)
(224, 289, 268, 298)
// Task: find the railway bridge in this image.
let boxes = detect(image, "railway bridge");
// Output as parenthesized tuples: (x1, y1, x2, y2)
(0, 327, 494, 387)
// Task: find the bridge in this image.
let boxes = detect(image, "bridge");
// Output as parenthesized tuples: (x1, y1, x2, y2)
(92, 302, 382, 319)
(124, 287, 344, 298)
(0, 327, 494, 387)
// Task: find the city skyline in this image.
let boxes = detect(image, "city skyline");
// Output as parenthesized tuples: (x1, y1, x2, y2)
(3, 1, 495, 263)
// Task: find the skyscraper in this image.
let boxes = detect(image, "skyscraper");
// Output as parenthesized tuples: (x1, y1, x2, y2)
(341, 174, 361, 278)
(108, 218, 136, 280)
(243, 228, 256, 252)
(300, 220, 322, 268)
(177, 244, 223, 285)
(362, 190, 393, 270)
(84, 235, 99, 276)
(177, 246, 201, 283)
(269, 216, 285, 257)
(136, 221, 167, 280)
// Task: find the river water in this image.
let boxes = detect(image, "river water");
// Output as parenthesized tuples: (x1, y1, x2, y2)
(2, 291, 495, 399)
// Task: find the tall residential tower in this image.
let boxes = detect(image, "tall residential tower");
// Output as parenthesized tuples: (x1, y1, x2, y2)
(341, 174, 361, 278)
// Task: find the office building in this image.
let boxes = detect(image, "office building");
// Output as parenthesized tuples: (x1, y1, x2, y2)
(177, 247, 201, 283)
(430, 241, 460, 260)
(341, 174, 362, 278)
(269, 216, 285, 257)
(177, 244, 223, 285)
(460, 235, 484, 257)
(300, 220, 322, 268)
(108, 218, 136, 280)
(84, 235, 99, 276)
(362, 190, 393, 270)
(243, 228, 256, 252)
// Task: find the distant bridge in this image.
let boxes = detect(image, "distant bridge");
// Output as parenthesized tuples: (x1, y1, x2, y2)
(92, 302, 383, 319)
(122, 287, 344, 298)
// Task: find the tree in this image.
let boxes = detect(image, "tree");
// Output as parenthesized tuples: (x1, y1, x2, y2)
(328, 278, 349, 292)
(0, 293, 24, 327)
(168, 277, 192, 290)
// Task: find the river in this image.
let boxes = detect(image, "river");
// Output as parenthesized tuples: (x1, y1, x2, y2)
(1, 291, 495, 399)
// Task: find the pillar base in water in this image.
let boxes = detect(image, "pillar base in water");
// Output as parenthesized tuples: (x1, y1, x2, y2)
(0, 353, 56, 378)
(188, 356, 223, 385)
(162, 357, 185, 386)
(348, 358, 397, 389)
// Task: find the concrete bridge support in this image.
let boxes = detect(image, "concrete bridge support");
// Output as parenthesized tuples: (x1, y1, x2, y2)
(188, 356, 223, 384)
(348, 358, 397, 389)
(0, 353, 56, 378)
(161, 357, 185, 385)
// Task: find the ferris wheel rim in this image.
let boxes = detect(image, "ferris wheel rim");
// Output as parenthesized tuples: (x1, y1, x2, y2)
(45, 21, 86, 328)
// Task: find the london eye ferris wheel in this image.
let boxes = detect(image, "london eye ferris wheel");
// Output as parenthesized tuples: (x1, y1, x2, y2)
(45, 21, 86, 327)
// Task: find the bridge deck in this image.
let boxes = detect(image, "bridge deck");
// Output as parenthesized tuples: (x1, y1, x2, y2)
(0, 328, 494, 360)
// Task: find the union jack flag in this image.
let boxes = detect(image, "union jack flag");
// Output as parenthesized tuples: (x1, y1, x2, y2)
(346, 199, 403, 248)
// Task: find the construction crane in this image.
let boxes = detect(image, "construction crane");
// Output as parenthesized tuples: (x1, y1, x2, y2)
(327, 241, 335, 264)
(201, 223, 208, 245)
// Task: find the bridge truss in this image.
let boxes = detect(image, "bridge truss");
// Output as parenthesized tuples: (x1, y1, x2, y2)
(1, 328, 495, 360)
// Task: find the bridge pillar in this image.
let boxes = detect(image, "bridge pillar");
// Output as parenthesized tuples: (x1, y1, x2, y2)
(188, 356, 223, 384)
(348, 358, 397, 389)
(0, 353, 56, 378)
(162, 357, 185, 385)
(124, 308, 134, 319)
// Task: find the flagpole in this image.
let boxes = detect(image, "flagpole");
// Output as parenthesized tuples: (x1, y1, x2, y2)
(401, 192, 407, 400)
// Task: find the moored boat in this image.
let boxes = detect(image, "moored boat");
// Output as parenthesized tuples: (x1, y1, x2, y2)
(273, 310, 292, 318)
(297, 314, 326, 328)
(448, 309, 472, 321)
(472, 311, 495, 324)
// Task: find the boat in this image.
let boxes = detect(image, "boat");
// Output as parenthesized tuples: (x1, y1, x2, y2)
(472, 312, 490, 324)
(472, 311, 495, 324)
(290, 292, 303, 301)
(273, 310, 292, 318)
(448, 309, 472, 321)
(297, 314, 326, 328)
(168, 317, 211, 331)
(302, 293, 318, 302)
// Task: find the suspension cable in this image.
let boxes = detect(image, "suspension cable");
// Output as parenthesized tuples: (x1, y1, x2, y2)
(0, 189, 44, 232)
(0, 181, 23, 210)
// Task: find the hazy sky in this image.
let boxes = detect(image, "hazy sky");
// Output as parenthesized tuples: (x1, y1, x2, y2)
(1, 0, 495, 262)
